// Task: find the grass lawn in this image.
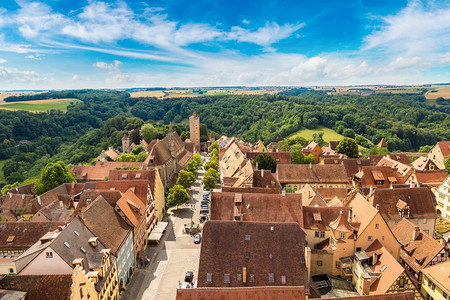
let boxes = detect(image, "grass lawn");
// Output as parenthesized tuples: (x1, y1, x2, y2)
(0, 159, 9, 182)
(0, 99, 80, 112)
(288, 126, 345, 142)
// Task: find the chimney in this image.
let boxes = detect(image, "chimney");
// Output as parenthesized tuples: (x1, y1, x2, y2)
(270, 226, 274, 232)
(22, 194, 25, 200)
(9, 193, 12, 199)
(37, 196, 41, 206)
(369, 186, 374, 197)
(261, 169, 263, 178)
(282, 188, 286, 198)
(243, 267, 247, 284)
(372, 253, 378, 266)
(89, 237, 98, 247)
(412, 226, 420, 241)
(309, 163, 312, 169)
(59, 200, 64, 208)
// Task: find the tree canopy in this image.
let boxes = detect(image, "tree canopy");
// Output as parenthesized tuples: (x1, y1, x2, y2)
(176, 170, 196, 189)
(140, 124, 157, 144)
(167, 184, 190, 208)
(252, 153, 277, 172)
(34, 161, 76, 195)
(336, 138, 359, 158)
(116, 153, 137, 162)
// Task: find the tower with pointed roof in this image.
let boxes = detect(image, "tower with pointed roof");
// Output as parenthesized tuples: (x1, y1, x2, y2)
(122, 134, 130, 153)
(189, 112, 200, 152)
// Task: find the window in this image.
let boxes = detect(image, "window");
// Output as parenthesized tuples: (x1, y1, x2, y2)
(336, 261, 341, 269)
(443, 292, 448, 299)
(268, 273, 274, 282)
(356, 247, 362, 252)
(80, 287, 84, 298)
(250, 274, 255, 282)
(315, 231, 320, 238)
(398, 277, 405, 288)
(395, 219, 399, 225)
(300, 257, 305, 263)
(320, 231, 325, 238)
(281, 276, 286, 285)
(206, 273, 212, 283)
(423, 218, 427, 224)
(45, 252, 53, 258)
(368, 236, 373, 241)
(237, 274, 242, 281)
(340, 233, 346, 240)
(245, 252, 249, 258)
(245, 235, 251, 241)
(382, 235, 385, 241)
(375, 224, 379, 229)
(9, 268, 13, 274)
(224, 274, 230, 283)
(317, 260, 323, 266)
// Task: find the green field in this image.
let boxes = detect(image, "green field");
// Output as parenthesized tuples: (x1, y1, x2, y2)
(288, 126, 345, 142)
(0, 99, 80, 112)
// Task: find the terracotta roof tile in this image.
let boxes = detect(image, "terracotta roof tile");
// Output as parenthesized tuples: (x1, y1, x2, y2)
(303, 206, 352, 231)
(411, 157, 438, 171)
(245, 152, 291, 164)
(0, 275, 72, 300)
(437, 141, 450, 158)
(176, 286, 305, 300)
(276, 164, 349, 184)
(359, 166, 406, 190)
(210, 192, 303, 227)
(336, 292, 415, 300)
(108, 169, 157, 195)
(392, 218, 444, 270)
(422, 260, 450, 294)
(412, 170, 447, 185)
(70, 162, 144, 181)
(198, 221, 308, 293)
(92, 180, 149, 204)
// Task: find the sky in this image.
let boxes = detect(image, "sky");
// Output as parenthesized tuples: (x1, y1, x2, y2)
(0, 0, 449, 89)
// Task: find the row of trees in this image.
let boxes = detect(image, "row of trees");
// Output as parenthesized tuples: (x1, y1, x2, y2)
(202, 142, 219, 190)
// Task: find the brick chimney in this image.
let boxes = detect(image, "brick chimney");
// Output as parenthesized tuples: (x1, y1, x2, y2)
(412, 226, 420, 241)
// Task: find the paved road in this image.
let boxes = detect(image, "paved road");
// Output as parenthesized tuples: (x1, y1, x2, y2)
(121, 153, 209, 300)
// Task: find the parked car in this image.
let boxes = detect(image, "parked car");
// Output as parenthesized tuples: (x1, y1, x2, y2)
(194, 234, 201, 244)
(201, 201, 209, 205)
(200, 208, 209, 214)
(185, 271, 194, 282)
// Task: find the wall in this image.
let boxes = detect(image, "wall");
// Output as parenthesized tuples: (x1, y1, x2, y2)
(386, 217, 436, 236)
(19, 246, 72, 275)
(421, 274, 448, 300)
(428, 145, 445, 170)
(154, 169, 166, 221)
(116, 231, 135, 287)
(70, 265, 98, 300)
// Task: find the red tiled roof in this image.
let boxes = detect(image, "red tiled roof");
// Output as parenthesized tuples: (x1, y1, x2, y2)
(276, 164, 349, 184)
(176, 286, 305, 300)
(369, 187, 437, 220)
(198, 221, 308, 292)
(413, 170, 447, 184)
(70, 162, 144, 181)
(245, 152, 291, 164)
(303, 206, 352, 231)
(0, 222, 64, 251)
(92, 180, 149, 204)
(144, 131, 185, 166)
(210, 192, 303, 227)
(0, 275, 72, 300)
(108, 169, 157, 195)
(392, 218, 444, 270)
(437, 141, 450, 158)
(358, 166, 405, 189)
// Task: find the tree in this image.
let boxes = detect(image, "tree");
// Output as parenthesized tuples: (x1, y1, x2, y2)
(304, 154, 316, 164)
(140, 124, 157, 143)
(290, 144, 305, 164)
(180, 131, 189, 141)
(336, 138, 359, 158)
(176, 170, 196, 189)
(136, 151, 148, 162)
(419, 145, 433, 153)
(252, 153, 277, 172)
(167, 185, 190, 208)
(312, 132, 325, 147)
(202, 169, 217, 190)
(186, 160, 199, 175)
(34, 161, 76, 195)
(209, 141, 219, 153)
(116, 153, 137, 162)
(131, 145, 145, 155)
(204, 159, 219, 171)
(192, 153, 203, 167)
(445, 155, 450, 174)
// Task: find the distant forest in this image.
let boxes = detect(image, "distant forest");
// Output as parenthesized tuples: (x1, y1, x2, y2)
(1, 88, 449, 185)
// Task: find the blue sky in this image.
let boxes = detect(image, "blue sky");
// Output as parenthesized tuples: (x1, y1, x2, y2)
(0, 0, 449, 89)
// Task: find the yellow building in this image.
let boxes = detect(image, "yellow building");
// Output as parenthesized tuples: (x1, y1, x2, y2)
(71, 249, 120, 300)
(189, 112, 200, 149)
(254, 140, 268, 152)
(421, 260, 450, 300)
(0, 254, 18, 275)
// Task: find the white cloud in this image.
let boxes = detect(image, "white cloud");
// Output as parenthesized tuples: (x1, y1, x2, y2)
(384, 56, 424, 72)
(364, 1, 450, 56)
(26, 54, 42, 60)
(228, 22, 304, 47)
(440, 52, 450, 64)
(94, 60, 130, 84)
(0, 58, 6, 63)
(0, 65, 43, 82)
(242, 19, 250, 25)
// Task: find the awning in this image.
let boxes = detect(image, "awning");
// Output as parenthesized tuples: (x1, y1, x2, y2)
(152, 222, 168, 234)
(148, 232, 163, 241)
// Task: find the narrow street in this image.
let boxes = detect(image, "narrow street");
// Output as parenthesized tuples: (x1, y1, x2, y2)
(121, 153, 209, 300)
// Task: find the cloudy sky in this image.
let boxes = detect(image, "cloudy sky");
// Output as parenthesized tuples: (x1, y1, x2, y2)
(0, 0, 449, 89)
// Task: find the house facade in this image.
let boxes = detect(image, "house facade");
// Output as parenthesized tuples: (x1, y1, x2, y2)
(435, 175, 450, 221)
(427, 141, 450, 170)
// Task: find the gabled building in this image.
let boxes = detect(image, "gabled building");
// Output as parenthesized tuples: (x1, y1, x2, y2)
(427, 141, 450, 170)
(411, 157, 438, 171)
(97, 147, 121, 162)
(210, 192, 303, 225)
(377, 157, 413, 179)
(324, 158, 373, 179)
(369, 187, 438, 234)
(253, 140, 268, 153)
(78, 196, 135, 289)
(276, 164, 349, 191)
(393, 218, 449, 285)
(176, 286, 305, 300)
(267, 142, 279, 152)
(244, 151, 291, 165)
(354, 166, 406, 195)
(197, 221, 309, 294)
(351, 240, 423, 299)
(421, 260, 450, 300)
(406, 170, 447, 188)
(143, 125, 192, 186)
(70, 162, 144, 182)
(434, 175, 450, 221)
(108, 169, 165, 222)
(302, 142, 322, 163)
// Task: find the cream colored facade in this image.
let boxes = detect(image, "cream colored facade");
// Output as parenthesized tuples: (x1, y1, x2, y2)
(421, 269, 450, 300)
(435, 175, 450, 221)
(189, 113, 200, 147)
(428, 144, 446, 170)
(154, 169, 166, 222)
(18, 246, 73, 275)
(0, 255, 18, 275)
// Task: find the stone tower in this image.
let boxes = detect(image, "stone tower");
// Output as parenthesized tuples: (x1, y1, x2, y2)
(122, 134, 130, 153)
(168, 123, 176, 157)
(189, 112, 200, 150)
